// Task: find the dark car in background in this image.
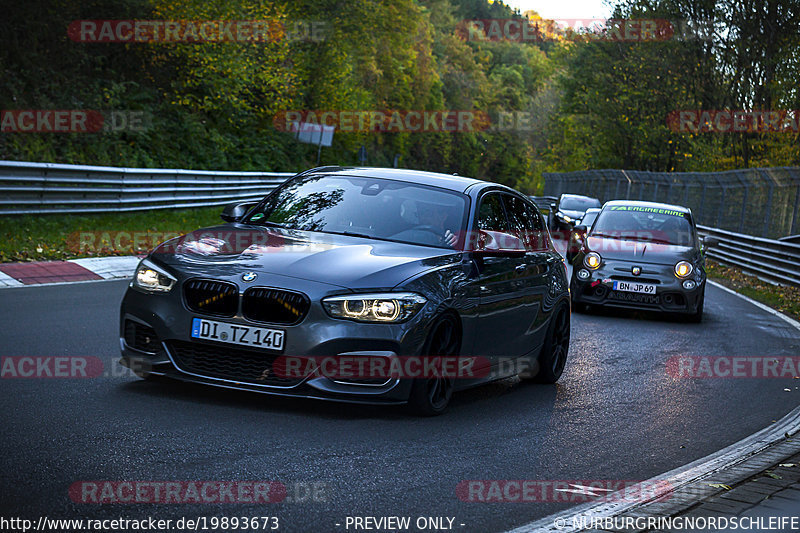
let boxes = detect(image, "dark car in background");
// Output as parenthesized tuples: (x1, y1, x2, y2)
(566, 207, 601, 263)
(550, 194, 602, 231)
(569, 200, 715, 322)
(120, 167, 571, 415)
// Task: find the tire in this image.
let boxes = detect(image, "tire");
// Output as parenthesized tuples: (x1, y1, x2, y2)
(408, 314, 461, 416)
(533, 303, 570, 383)
(687, 287, 705, 323)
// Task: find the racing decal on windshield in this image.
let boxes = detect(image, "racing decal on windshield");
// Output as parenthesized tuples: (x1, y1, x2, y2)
(609, 206, 687, 217)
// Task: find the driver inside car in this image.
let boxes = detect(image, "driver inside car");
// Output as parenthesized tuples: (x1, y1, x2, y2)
(418, 202, 458, 248)
(399, 199, 458, 248)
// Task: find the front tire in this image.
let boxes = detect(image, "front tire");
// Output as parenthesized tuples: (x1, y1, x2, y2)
(408, 314, 460, 416)
(533, 303, 570, 383)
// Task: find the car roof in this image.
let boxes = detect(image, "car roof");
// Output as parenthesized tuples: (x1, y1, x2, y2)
(560, 193, 598, 200)
(602, 200, 691, 213)
(302, 167, 485, 193)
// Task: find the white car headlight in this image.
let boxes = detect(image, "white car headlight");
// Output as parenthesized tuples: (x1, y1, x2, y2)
(584, 252, 602, 270)
(674, 261, 693, 278)
(562, 215, 572, 223)
(132, 259, 176, 293)
(322, 293, 426, 323)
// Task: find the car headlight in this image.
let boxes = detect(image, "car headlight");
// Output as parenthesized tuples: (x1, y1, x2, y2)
(322, 293, 426, 323)
(562, 215, 572, 223)
(674, 261, 693, 278)
(132, 259, 176, 293)
(584, 252, 602, 270)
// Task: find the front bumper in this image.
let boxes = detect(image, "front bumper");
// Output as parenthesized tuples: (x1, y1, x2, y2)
(570, 260, 704, 314)
(119, 274, 439, 405)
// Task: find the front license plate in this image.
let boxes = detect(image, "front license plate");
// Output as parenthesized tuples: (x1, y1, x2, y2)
(612, 281, 657, 294)
(191, 318, 285, 351)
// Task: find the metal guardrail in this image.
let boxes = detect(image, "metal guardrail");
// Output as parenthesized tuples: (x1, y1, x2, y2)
(0, 161, 295, 215)
(697, 225, 800, 287)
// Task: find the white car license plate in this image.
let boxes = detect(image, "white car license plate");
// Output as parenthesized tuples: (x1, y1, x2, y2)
(191, 318, 285, 351)
(612, 281, 656, 294)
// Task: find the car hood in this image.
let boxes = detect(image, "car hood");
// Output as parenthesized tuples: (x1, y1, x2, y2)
(150, 224, 461, 290)
(586, 235, 695, 265)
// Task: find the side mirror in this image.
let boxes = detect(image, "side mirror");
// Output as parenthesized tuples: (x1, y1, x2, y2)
(702, 235, 720, 249)
(473, 230, 527, 256)
(221, 201, 257, 223)
(549, 202, 557, 212)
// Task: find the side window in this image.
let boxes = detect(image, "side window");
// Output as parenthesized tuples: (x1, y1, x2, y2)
(504, 195, 547, 251)
(477, 193, 510, 232)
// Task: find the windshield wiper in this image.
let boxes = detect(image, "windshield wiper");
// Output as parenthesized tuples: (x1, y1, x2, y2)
(622, 235, 673, 244)
(336, 231, 373, 239)
(590, 232, 674, 244)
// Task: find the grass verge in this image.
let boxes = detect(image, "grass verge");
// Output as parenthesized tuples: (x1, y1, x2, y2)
(705, 259, 800, 323)
(0, 207, 223, 263)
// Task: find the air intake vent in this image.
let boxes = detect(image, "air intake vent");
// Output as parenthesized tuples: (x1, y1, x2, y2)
(124, 320, 161, 353)
(168, 340, 301, 387)
(242, 287, 310, 325)
(183, 279, 239, 317)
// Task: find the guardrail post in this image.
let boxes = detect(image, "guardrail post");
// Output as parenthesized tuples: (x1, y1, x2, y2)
(621, 170, 632, 199)
(117, 169, 124, 210)
(792, 184, 800, 236)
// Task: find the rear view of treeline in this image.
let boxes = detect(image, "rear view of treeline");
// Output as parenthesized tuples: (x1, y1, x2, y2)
(1, 0, 798, 193)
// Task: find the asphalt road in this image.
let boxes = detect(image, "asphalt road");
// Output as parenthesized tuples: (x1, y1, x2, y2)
(1, 271, 799, 532)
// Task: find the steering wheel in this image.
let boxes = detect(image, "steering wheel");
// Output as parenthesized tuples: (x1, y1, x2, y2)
(413, 225, 443, 236)
(411, 224, 446, 245)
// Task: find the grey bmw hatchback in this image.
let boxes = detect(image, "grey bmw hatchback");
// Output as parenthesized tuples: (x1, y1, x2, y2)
(119, 167, 571, 415)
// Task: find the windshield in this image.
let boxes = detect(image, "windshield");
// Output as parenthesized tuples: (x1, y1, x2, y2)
(591, 206, 695, 245)
(560, 196, 601, 211)
(246, 175, 468, 249)
(581, 211, 600, 227)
